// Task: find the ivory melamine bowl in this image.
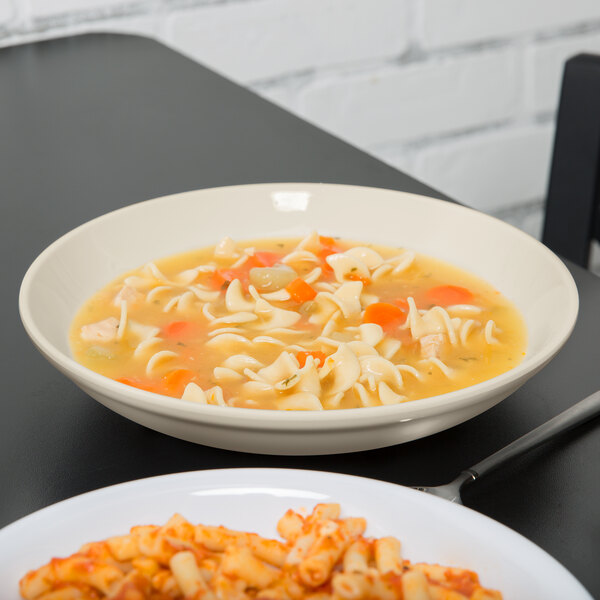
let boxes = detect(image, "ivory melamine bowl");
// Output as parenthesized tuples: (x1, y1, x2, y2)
(19, 183, 579, 455)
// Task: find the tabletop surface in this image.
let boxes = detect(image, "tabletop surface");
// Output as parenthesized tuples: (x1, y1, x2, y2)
(1, 33, 598, 596)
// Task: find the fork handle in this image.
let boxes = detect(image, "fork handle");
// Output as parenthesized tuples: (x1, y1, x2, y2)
(466, 390, 600, 481)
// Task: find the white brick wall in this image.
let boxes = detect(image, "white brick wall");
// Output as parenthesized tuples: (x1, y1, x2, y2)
(165, 0, 409, 83)
(410, 124, 554, 213)
(530, 30, 600, 112)
(419, 0, 600, 49)
(298, 49, 520, 146)
(30, 0, 132, 19)
(2, 0, 600, 273)
(0, 0, 15, 24)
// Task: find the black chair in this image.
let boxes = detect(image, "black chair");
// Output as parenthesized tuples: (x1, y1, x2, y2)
(542, 53, 600, 268)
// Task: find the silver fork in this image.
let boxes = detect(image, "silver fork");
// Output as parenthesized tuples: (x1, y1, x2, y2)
(413, 390, 600, 503)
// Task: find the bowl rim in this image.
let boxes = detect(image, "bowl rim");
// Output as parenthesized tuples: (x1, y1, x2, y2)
(18, 182, 580, 429)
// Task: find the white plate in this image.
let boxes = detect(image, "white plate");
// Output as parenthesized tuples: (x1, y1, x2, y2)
(1, 468, 591, 599)
(19, 183, 579, 454)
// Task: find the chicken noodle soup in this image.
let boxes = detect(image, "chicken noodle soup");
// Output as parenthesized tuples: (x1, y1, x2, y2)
(70, 233, 526, 410)
(20, 502, 503, 599)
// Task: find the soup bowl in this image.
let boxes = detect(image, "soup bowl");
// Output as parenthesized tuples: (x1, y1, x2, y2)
(19, 183, 579, 455)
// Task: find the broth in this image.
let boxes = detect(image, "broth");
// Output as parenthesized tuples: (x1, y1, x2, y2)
(70, 234, 526, 410)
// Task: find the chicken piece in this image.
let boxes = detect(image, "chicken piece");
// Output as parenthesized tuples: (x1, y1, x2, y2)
(81, 317, 119, 342)
(419, 333, 446, 359)
(113, 285, 142, 307)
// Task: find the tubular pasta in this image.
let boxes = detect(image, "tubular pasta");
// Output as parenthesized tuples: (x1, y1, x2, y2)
(332, 572, 371, 599)
(221, 546, 279, 589)
(277, 509, 305, 542)
(170, 551, 214, 599)
(374, 536, 403, 574)
(343, 539, 371, 573)
(20, 504, 503, 600)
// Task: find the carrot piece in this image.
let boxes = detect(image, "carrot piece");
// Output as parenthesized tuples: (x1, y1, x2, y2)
(317, 247, 338, 273)
(317, 236, 344, 274)
(425, 285, 473, 306)
(163, 321, 200, 338)
(210, 270, 227, 289)
(296, 351, 327, 368)
(363, 302, 407, 331)
(244, 255, 263, 271)
(212, 268, 252, 290)
(318, 247, 338, 260)
(162, 369, 197, 396)
(115, 376, 159, 393)
(212, 253, 282, 290)
(216, 268, 245, 283)
(252, 251, 282, 267)
(286, 278, 317, 303)
(394, 297, 409, 312)
(319, 235, 337, 248)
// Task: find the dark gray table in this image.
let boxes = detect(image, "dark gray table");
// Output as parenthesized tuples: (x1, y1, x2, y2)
(1, 33, 598, 596)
